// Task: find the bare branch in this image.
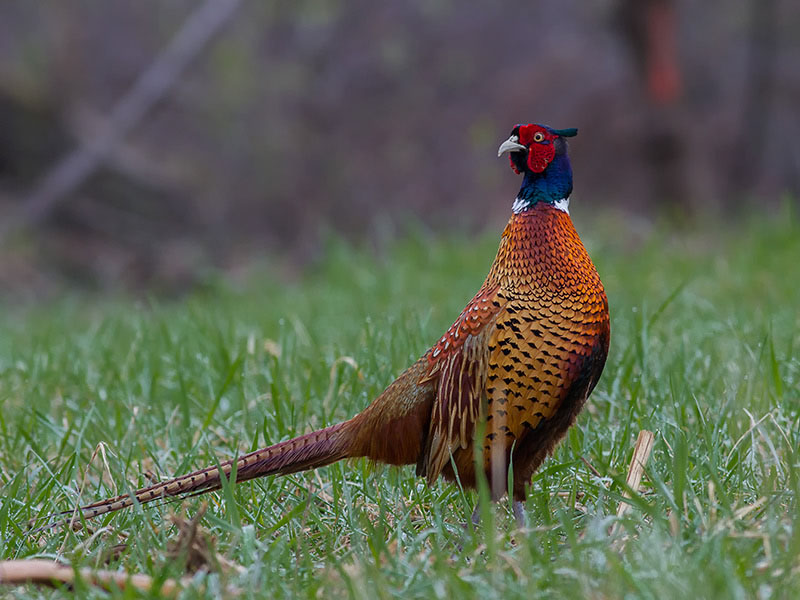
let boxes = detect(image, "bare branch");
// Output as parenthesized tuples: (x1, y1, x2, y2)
(0, 0, 243, 245)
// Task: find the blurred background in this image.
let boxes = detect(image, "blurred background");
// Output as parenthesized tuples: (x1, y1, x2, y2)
(0, 0, 797, 297)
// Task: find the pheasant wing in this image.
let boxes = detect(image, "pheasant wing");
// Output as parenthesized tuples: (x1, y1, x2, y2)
(418, 284, 505, 483)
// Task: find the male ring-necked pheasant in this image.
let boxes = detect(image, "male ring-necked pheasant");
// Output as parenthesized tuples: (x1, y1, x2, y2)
(44, 124, 609, 529)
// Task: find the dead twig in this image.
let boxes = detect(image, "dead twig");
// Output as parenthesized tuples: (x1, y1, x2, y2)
(580, 455, 603, 479)
(0, 559, 188, 596)
(4, 506, 245, 594)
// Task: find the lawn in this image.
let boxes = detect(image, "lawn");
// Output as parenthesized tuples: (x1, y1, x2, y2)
(1, 208, 799, 598)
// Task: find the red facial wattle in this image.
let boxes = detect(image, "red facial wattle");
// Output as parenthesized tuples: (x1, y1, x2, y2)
(527, 142, 556, 173)
(516, 125, 556, 173)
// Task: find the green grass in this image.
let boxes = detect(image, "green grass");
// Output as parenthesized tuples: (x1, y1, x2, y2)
(2, 209, 800, 598)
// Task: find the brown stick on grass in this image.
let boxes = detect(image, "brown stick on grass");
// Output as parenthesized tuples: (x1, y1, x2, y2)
(610, 429, 655, 538)
(0, 560, 188, 596)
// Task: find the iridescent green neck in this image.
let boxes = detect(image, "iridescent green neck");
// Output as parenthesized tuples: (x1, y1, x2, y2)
(513, 153, 573, 214)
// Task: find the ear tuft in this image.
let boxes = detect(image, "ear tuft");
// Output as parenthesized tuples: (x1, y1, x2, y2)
(550, 127, 578, 138)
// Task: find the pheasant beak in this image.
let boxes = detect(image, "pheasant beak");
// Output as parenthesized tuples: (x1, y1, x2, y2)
(497, 136, 528, 157)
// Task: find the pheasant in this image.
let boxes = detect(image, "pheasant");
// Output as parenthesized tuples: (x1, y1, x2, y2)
(41, 124, 609, 530)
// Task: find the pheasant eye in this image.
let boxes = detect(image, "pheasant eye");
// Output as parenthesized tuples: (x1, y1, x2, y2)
(532, 132, 545, 143)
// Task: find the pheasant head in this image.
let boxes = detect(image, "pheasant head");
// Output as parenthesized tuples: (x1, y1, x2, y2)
(497, 124, 578, 213)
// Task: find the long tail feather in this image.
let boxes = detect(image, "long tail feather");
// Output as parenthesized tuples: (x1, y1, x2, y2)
(33, 358, 436, 533)
(37, 420, 354, 531)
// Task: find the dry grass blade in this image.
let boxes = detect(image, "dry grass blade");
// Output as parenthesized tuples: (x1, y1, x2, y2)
(610, 430, 655, 539)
